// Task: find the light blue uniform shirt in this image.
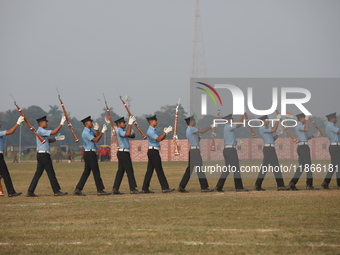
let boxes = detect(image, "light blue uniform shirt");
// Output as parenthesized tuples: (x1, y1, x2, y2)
(116, 128, 130, 149)
(259, 126, 275, 144)
(147, 126, 161, 147)
(295, 121, 308, 142)
(82, 127, 97, 150)
(186, 126, 200, 147)
(224, 124, 237, 146)
(36, 127, 52, 151)
(325, 122, 340, 143)
(0, 130, 6, 151)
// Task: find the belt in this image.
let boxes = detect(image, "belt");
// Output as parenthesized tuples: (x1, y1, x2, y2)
(298, 142, 308, 146)
(0, 151, 3, 154)
(225, 145, 236, 148)
(85, 149, 96, 152)
(190, 146, 200, 149)
(148, 146, 160, 150)
(264, 144, 275, 147)
(118, 148, 130, 152)
(37, 150, 50, 154)
(330, 142, 340, 145)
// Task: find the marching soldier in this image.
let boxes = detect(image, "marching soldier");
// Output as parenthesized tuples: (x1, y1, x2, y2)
(56, 148, 62, 163)
(321, 112, 340, 189)
(0, 117, 24, 197)
(74, 116, 110, 196)
(141, 115, 175, 193)
(178, 115, 214, 193)
(27, 116, 68, 197)
(288, 113, 319, 190)
(112, 116, 141, 194)
(254, 115, 290, 191)
(12, 151, 18, 163)
(215, 114, 249, 192)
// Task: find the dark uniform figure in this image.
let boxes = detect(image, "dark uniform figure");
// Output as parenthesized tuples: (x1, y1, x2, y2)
(56, 148, 62, 163)
(12, 151, 18, 163)
(288, 113, 319, 190)
(254, 115, 290, 191)
(27, 116, 68, 197)
(178, 115, 214, 193)
(74, 116, 110, 196)
(112, 116, 140, 194)
(215, 114, 249, 192)
(142, 115, 175, 193)
(321, 112, 340, 189)
(0, 117, 24, 197)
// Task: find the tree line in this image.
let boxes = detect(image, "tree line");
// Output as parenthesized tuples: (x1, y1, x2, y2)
(0, 104, 189, 148)
(0, 104, 329, 149)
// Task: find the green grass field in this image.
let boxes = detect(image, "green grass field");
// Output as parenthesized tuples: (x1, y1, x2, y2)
(0, 160, 339, 255)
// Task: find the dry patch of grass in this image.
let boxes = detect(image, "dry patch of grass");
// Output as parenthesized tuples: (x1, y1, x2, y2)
(0, 160, 339, 254)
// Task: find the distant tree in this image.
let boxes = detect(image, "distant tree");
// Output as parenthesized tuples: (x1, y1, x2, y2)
(48, 105, 62, 117)
(153, 104, 188, 140)
(3, 104, 332, 147)
(25, 106, 47, 122)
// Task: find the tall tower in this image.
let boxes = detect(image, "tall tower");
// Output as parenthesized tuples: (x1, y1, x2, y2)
(191, 0, 207, 78)
(188, 0, 207, 115)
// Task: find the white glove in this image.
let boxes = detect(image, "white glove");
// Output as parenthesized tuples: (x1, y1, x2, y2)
(55, 133, 65, 141)
(93, 122, 99, 131)
(277, 129, 284, 135)
(60, 115, 66, 125)
(276, 114, 282, 120)
(17, 116, 25, 125)
(128, 116, 136, 125)
(237, 140, 244, 146)
(173, 135, 178, 140)
(101, 124, 107, 133)
(164, 126, 173, 134)
(305, 115, 310, 120)
(211, 123, 216, 128)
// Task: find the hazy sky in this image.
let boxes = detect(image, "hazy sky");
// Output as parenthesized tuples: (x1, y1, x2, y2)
(1, 0, 339, 120)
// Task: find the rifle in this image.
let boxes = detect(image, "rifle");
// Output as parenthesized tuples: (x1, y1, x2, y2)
(173, 98, 180, 155)
(103, 93, 119, 147)
(309, 117, 325, 137)
(275, 110, 298, 144)
(56, 88, 79, 142)
(211, 109, 220, 151)
(11, 95, 46, 144)
(244, 111, 257, 138)
(119, 96, 147, 139)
